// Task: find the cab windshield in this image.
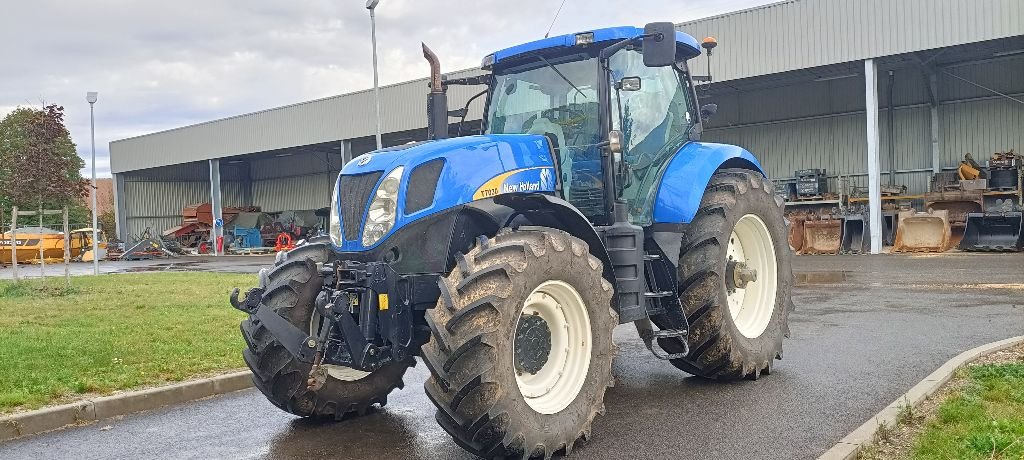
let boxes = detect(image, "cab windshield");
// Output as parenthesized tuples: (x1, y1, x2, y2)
(486, 54, 605, 218)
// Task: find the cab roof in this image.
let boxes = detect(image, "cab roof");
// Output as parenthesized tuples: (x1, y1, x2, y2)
(490, 25, 701, 66)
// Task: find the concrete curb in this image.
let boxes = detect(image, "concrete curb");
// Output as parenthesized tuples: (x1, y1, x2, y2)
(818, 335, 1024, 460)
(0, 370, 252, 443)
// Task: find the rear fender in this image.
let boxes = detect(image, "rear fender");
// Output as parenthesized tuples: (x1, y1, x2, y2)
(652, 142, 765, 225)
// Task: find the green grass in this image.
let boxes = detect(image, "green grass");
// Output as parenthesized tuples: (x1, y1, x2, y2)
(910, 363, 1024, 459)
(0, 272, 254, 413)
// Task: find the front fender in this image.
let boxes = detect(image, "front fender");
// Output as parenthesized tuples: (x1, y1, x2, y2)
(652, 142, 765, 224)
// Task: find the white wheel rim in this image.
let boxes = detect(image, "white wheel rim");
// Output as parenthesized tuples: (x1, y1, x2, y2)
(310, 311, 371, 381)
(514, 280, 592, 415)
(727, 214, 778, 339)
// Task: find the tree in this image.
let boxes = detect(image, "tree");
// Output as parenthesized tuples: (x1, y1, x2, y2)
(0, 105, 89, 226)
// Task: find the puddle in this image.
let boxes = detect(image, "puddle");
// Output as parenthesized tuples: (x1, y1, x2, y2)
(119, 261, 210, 273)
(795, 271, 851, 284)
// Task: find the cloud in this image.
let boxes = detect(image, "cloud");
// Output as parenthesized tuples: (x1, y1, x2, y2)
(0, 0, 774, 178)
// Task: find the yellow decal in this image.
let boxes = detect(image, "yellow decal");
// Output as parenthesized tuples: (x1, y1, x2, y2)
(472, 167, 550, 200)
(378, 293, 389, 311)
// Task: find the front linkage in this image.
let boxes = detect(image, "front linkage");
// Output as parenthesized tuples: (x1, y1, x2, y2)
(231, 259, 435, 388)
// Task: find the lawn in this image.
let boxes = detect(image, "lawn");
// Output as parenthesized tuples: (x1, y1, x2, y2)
(909, 362, 1024, 458)
(0, 272, 255, 413)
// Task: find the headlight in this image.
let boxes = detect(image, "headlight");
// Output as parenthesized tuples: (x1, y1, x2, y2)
(362, 166, 404, 246)
(329, 177, 342, 246)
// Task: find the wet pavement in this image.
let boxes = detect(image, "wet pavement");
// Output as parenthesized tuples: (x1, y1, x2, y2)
(1, 254, 1022, 459)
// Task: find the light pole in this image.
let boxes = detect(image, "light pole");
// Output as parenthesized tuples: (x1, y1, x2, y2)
(366, 0, 383, 150)
(87, 91, 99, 275)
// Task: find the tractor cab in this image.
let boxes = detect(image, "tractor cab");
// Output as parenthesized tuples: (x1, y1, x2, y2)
(474, 25, 706, 225)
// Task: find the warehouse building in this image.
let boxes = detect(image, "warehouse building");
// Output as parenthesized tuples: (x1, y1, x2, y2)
(109, 0, 1023, 253)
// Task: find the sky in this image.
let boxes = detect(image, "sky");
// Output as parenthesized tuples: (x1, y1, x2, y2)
(0, 0, 776, 178)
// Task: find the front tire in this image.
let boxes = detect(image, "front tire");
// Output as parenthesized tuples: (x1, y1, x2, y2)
(422, 228, 616, 459)
(240, 240, 413, 419)
(654, 169, 794, 380)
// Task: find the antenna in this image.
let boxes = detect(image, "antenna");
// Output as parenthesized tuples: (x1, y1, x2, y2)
(544, 0, 569, 38)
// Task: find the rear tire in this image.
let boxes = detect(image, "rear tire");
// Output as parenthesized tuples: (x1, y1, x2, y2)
(422, 228, 616, 459)
(654, 169, 794, 380)
(240, 240, 413, 419)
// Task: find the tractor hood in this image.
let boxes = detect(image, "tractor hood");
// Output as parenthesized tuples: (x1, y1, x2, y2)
(334, 134, 557, 251)
(342, 134, 554, 175)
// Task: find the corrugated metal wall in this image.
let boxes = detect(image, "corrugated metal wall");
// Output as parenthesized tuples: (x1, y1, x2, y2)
(121, 161, 256, 239)
(703, 57, 1024, 196)
(679, 0, 1022, 82)
(109, 0, 1022, 174)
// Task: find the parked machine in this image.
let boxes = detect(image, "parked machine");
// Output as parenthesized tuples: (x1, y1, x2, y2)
(960, 150, 1023, 252)
(231, 24, 793, 458)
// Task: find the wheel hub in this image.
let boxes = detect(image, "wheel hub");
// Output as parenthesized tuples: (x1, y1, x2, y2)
(514, 314, 552, 375)
(726, 260, 758, 292)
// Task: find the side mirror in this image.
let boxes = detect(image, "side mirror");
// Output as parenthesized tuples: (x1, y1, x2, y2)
(616, 77, 641, 92)
(642, 22, 677, 67)
(700, 103, 718, 121)
(608, 130, 623, 154)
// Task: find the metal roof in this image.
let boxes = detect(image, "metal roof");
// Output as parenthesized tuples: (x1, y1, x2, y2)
(110, 0, 1023, 174)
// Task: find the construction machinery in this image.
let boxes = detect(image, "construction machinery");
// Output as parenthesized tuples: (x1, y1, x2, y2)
(893, 210, 951, 253)
(799, 214, 843, 255)
(231, 24, 793, 458)
(840, 214, 868, 254)
(925, 189, 983, 248)
(959, 150, 1023, 252)
(0, 227, 105, 264)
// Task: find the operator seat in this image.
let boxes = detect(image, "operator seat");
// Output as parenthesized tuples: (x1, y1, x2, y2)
(527, 117, 571, 183)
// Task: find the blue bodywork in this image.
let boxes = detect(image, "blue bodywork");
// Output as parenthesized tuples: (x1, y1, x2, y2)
(336, 134, 556, 251)
(652, 142, 765, 224)
(332, 26, 766, 253)
(491, 26, 702, 64)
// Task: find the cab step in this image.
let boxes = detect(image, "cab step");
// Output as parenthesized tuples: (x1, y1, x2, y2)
(634, 318, 689, 360)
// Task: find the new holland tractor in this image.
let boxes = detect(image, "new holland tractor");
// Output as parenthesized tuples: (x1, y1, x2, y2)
(232, 22, 793, 459)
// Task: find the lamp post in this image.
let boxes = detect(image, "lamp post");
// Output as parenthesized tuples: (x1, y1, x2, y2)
(366, 0, 383, 150)
(86, 91, 99, 275)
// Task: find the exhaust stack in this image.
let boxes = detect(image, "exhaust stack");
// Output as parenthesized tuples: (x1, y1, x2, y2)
(422, 43, 448, 140)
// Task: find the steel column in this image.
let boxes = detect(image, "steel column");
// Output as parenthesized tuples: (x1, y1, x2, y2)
(865, 59, 882, 254)
(929, 73, 941, 175)
(209, 159, 224, 256)
(112, 173, 127, 242)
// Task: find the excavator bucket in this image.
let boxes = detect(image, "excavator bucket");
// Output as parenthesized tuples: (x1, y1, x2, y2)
(926, 191, 983, 249)
(787, 214, 806, 252)
(882, 212, 898, 247)
(959, 212, 1023, 252)
(799, 218, 842, 255)
(893, 210, 951, 253)
(840, 215, 868, 254)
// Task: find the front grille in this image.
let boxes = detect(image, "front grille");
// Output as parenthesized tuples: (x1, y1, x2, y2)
(339, 171, 383, 241)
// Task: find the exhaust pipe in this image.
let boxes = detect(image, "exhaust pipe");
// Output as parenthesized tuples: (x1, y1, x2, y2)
(422, 43, 448, 140)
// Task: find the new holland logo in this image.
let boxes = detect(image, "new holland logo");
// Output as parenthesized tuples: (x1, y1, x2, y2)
(356, 155, 372, 166)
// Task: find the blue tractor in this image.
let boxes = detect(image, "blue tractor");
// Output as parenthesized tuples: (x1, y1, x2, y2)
(233, 22, 793, 458)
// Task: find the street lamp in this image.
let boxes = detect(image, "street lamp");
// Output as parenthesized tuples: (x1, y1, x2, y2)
(366, 0, 383, 150)
(86, 91, 99, 275)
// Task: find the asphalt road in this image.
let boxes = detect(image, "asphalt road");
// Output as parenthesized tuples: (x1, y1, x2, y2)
(2, 254, 1022, 459)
